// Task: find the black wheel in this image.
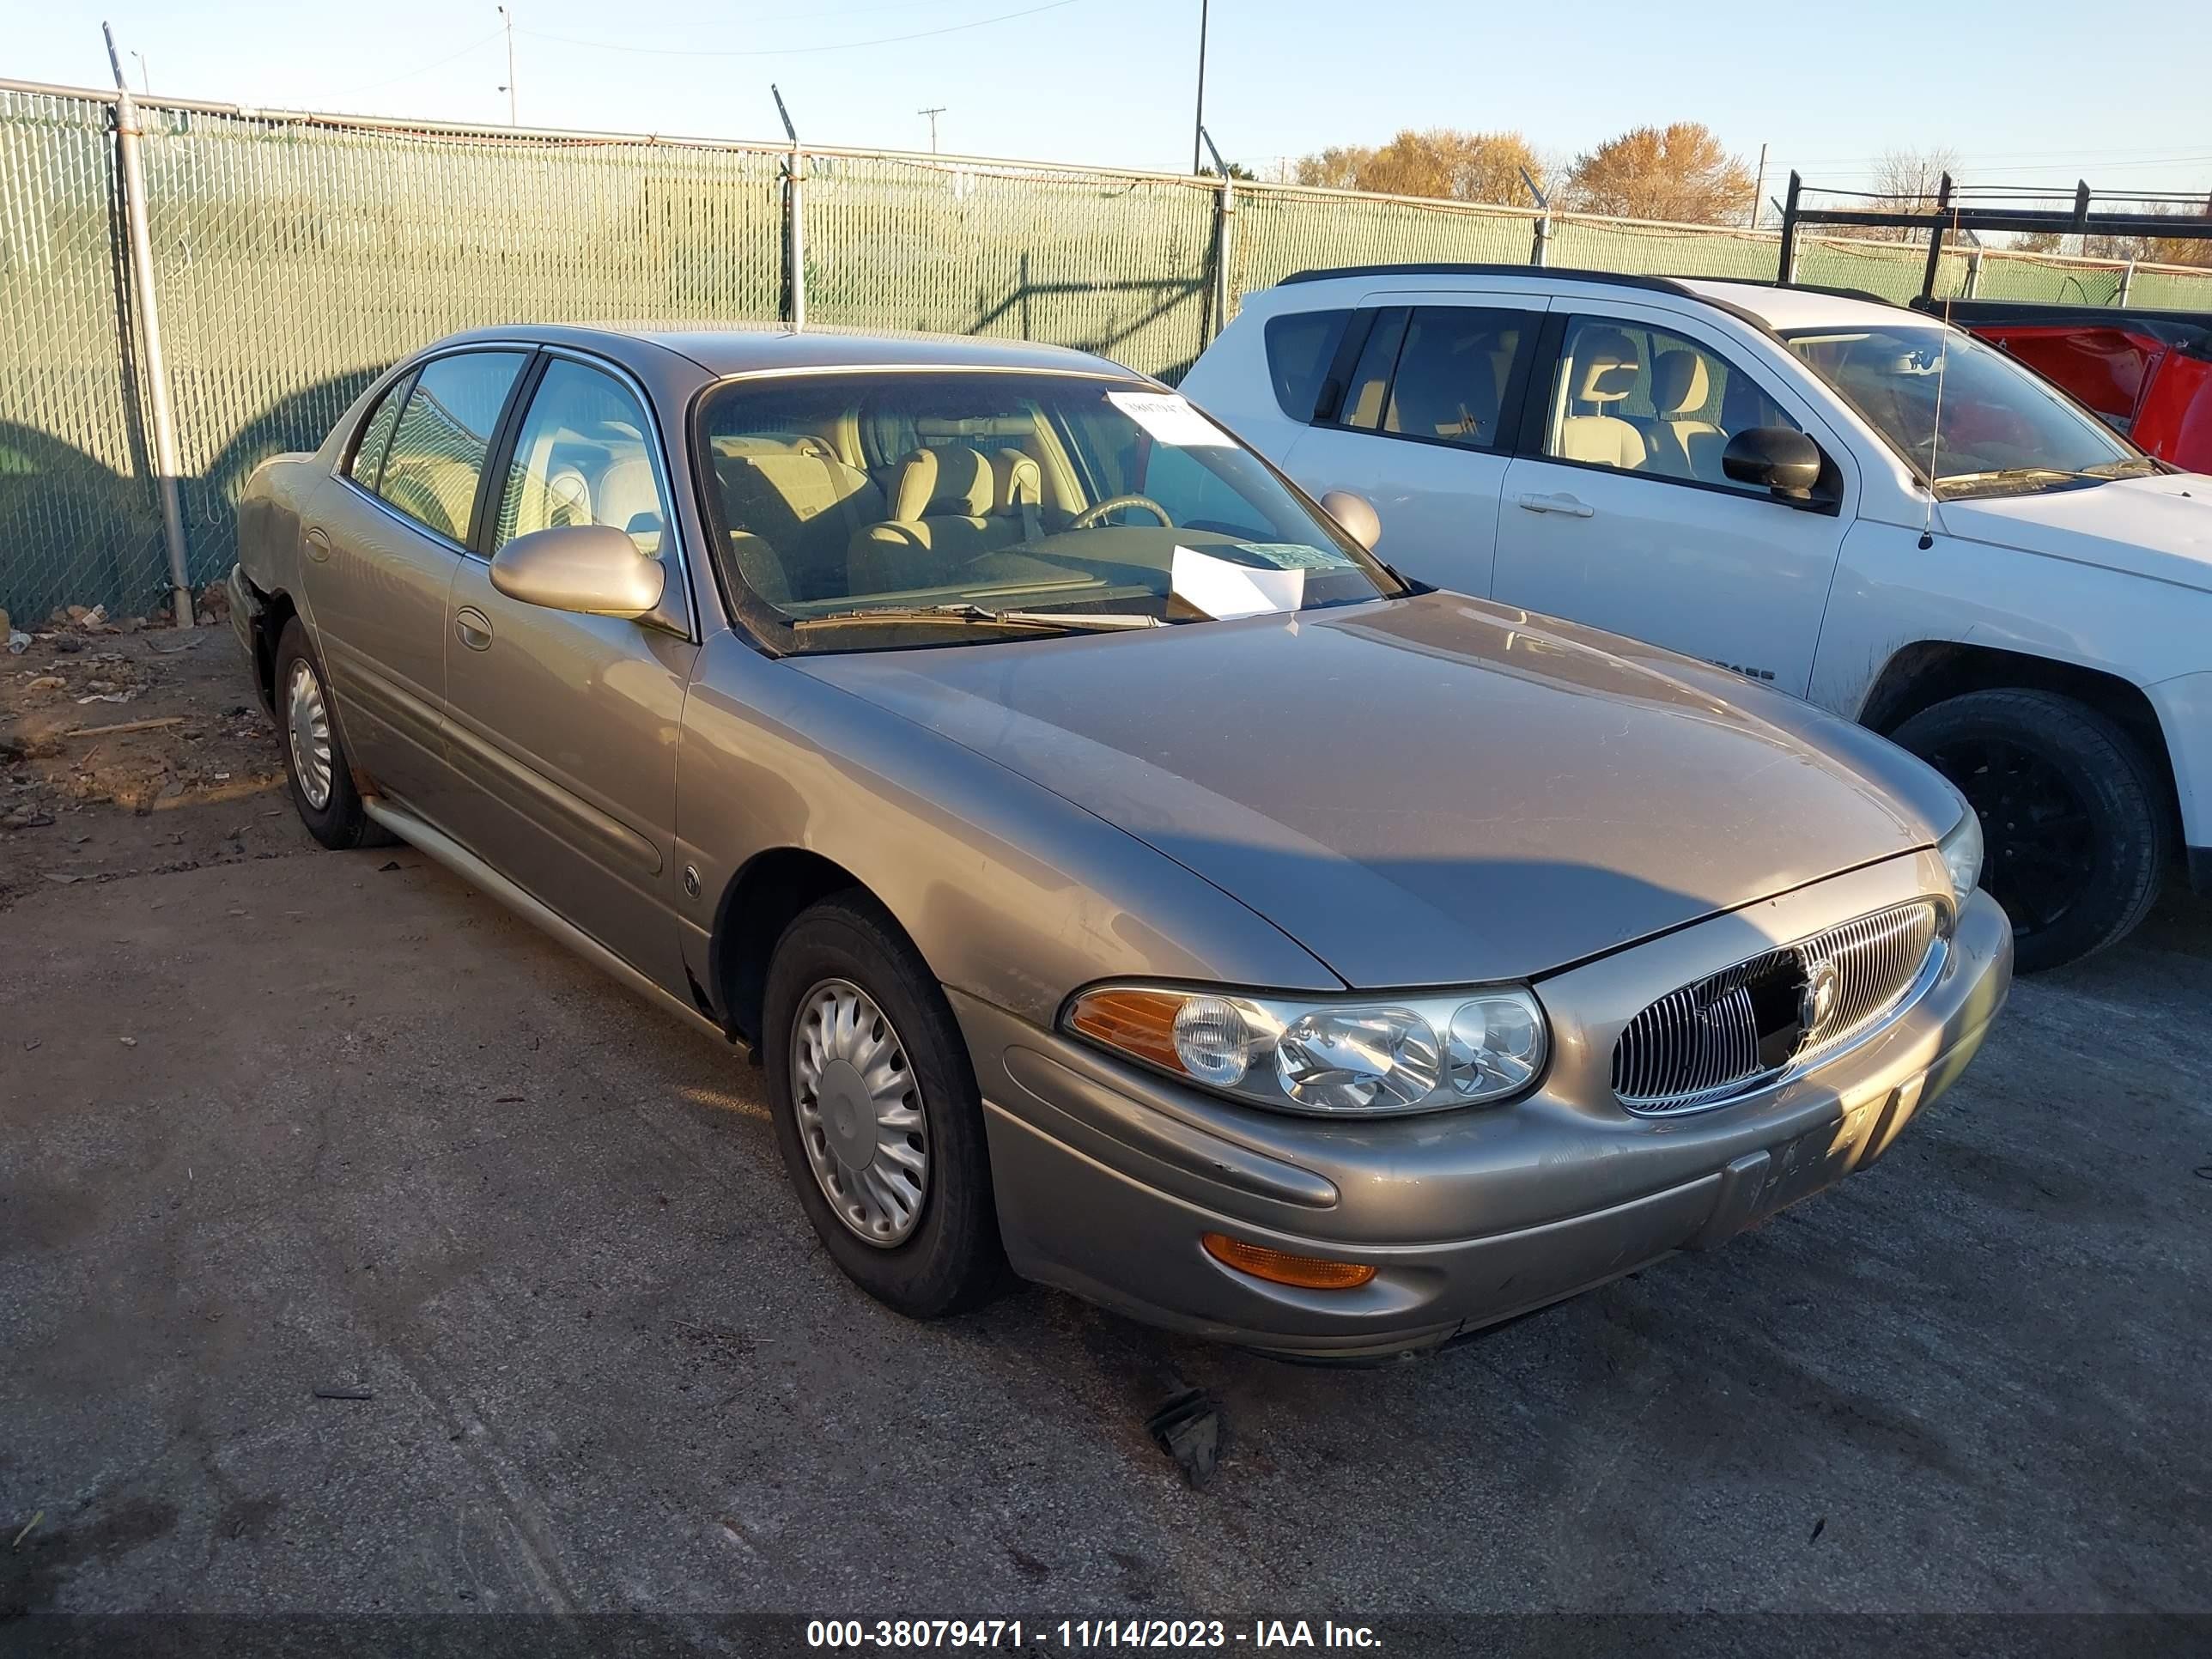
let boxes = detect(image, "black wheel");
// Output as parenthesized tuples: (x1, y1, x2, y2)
(272, 618, 389, 851)
(1891, 689, 2168, 973)
(763, 894, 1005, 1318)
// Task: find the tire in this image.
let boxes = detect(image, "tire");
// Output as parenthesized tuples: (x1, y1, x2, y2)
(1891, 688, 2169, 973)
(272, 617, 389, 851)
(762, 894, 1005, 1319)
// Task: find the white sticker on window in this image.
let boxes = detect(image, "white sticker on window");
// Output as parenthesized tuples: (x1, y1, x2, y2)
(1171, 545, 1305, 619)
(1107, 391, 1232, 447)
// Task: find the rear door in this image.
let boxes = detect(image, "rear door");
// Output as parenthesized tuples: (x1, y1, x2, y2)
(1280, 295, 1544, 595)
(1490, 303, 1854, 697)
(307, 348, 530, 812)
(439, 349, 700, 990)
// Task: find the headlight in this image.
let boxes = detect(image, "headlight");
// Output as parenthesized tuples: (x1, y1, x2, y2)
(1064, 982, 1548, 1115)
(1938, 799, 1984, 906)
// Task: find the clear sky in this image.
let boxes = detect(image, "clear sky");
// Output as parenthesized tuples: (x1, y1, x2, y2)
(9, 0, 2209, 205)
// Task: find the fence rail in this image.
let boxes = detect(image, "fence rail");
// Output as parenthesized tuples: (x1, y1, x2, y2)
(6, 78, 2211, 621)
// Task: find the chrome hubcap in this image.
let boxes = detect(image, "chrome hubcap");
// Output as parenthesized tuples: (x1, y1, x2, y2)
(791, 978, 928, 1248)
(285, 659, 333, 811)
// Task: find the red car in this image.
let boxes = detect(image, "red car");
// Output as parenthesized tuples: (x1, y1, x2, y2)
(1917, 298, 2212, 472)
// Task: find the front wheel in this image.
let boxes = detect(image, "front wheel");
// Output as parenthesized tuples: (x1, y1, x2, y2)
(1891, 688, 2168, 973)
(762, 895, 1005, 1318)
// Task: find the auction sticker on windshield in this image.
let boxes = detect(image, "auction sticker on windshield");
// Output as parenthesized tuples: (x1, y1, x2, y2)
(1107, 390, 1231, 447)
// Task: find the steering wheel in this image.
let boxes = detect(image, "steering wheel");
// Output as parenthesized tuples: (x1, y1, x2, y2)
(1068, 494, 1174, 530)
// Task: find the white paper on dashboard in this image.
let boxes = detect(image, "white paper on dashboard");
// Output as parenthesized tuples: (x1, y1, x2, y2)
(1170, 545, 1306, 619)
(1106, 391, 1232, 447)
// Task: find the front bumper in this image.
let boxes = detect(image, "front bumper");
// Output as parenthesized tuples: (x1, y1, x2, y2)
(959, 859, 2013, 1360)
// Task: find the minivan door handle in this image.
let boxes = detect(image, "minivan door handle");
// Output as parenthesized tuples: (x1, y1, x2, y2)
(453, 607, 494, 652)
(1516, 492, 1595, 519)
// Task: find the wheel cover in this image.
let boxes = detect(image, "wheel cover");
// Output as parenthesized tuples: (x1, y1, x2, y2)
(1930, 734, 2093, 940)
(790, 978, 929, 1248)
(285, 658, 334, 811)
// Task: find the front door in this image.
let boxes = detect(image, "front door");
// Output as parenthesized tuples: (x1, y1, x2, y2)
(305, 349, 529, 810)
(1490, 306, 1853, 697)
(440, 352, 699, 990)
(1281, 298, 1543, 596)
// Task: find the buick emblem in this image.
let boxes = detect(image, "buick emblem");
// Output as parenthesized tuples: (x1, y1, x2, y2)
(1799, 958, 1840, 1033)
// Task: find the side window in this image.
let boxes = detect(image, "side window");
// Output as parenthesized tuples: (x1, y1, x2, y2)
(494, 359, 672, 558)
(1546, 316, 1799, 490)
(1377, 307, 1531, 450)
(1262, 308, 1350, 422)
(375, 350, 528, 544)
(346, 371, 412, 489)
(1336, 307, 1408, 430)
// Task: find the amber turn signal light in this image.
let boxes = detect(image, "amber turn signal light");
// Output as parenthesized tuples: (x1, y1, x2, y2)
(1066, 987, 1188, 1074)
(1201, 1232, 1376, 1291)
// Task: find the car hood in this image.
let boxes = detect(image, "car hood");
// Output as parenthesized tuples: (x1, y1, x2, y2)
(1938, 471, 2212, 592)
(796, 593, 1939, 987)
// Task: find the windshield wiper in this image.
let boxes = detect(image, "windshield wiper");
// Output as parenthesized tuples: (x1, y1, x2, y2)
(1936, 466, 2102, 495)
(792, 602, 1164, 635)
(2080, 457, 2160, 479)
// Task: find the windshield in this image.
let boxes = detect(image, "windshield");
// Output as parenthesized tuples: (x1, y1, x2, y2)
(695, 371, 1398, 649)
(1782, 323, 2148, 496)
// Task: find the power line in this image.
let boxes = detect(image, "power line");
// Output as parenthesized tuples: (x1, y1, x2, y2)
(337, 27, 506, 97)
(517, 0, 1080, 58)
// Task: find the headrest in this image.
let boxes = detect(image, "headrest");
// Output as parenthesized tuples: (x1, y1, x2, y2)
(1574, 330, 1641, 404)
(1652, 350, 1710, 416)
(990, 449, 1041, 513)
(890, 447, 993, 520)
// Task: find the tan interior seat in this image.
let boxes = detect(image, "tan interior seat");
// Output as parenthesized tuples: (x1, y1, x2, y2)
(713, 438, 884, 605)
(1645, 349, 1724, 481)
(1556, 329, 1648, 471)
(848, 447, 1023, 594)
(1384, 337, 1509, 444)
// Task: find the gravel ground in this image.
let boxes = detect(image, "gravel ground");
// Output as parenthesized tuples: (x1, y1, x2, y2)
(2, 632, 2208, 1635)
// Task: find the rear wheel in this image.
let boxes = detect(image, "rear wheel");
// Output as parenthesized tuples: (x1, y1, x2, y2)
(763, 894, 1005, 1318)
(273, 618, 387, 850)
(1891, 688, 2167, 972)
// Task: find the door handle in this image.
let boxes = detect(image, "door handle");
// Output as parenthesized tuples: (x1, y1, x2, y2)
(1516, 492, 1595, 519)
(454, 607, 494, 652)
(304, 526, 331, 562)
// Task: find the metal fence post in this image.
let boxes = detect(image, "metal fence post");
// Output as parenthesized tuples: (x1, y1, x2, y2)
(1528, 215, 1550, 267)
(782, 148, 807, 331)
(1965, 246, 1983, 298)
(112, 88, 194, 628)
(2118, 258, 2136, 306)
(1207, 171, 1235, 343)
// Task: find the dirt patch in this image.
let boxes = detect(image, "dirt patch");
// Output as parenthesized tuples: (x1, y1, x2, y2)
(1, 599, 299, 911)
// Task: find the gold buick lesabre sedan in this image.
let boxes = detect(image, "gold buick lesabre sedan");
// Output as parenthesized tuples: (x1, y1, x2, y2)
(229, 325, 2011, 1359)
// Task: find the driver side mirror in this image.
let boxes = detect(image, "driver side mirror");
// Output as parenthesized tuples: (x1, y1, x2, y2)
(1320, 489, 1382, 552)
(489, 523, 665, 618)
(1722, 427, 1825, 501)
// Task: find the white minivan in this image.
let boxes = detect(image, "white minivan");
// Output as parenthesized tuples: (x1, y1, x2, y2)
(1180, 265, 2212, 970)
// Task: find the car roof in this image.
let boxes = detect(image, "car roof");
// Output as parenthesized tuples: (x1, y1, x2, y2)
(1262, 264, 1923, 336)
(436, 321, 1141, 380)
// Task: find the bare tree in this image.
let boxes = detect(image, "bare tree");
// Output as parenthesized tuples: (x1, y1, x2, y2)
(1856, 148, 1961, 241)
(1563, 124, 1757, 225)
(2014, 200, 2212, 267)
(1294, 129, 1549, 205)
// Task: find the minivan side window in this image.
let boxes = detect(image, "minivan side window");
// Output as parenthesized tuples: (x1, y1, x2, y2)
(1545, 316, 1799, 492)
(493, 358, 672, 558)
(346, 372, 412, 489)
(1262, 309, 1351, 422)
(374, 350, 529, 544)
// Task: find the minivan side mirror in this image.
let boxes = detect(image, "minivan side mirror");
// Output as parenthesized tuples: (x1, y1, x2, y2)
(1320, 489, 1382, 552)
(1721, 427, 1824, 501)
(489, 523, 665, 618)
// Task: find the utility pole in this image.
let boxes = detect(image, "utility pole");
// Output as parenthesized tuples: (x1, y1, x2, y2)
(130, 50, 149, 93)
(1191, 0, 1209, 175)
(497, 5, 517, 125)
(918, 106, 945, 153)
(1750, 142, 1767, 230)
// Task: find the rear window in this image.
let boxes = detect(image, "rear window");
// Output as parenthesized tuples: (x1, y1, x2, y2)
(1263, 309, 1351, 422)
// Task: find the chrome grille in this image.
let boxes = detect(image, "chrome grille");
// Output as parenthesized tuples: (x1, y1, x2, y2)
(1611, 900, 1942, 1115)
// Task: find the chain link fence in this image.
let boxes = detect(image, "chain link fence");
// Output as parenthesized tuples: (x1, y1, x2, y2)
(6, 80, 2212, 620)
